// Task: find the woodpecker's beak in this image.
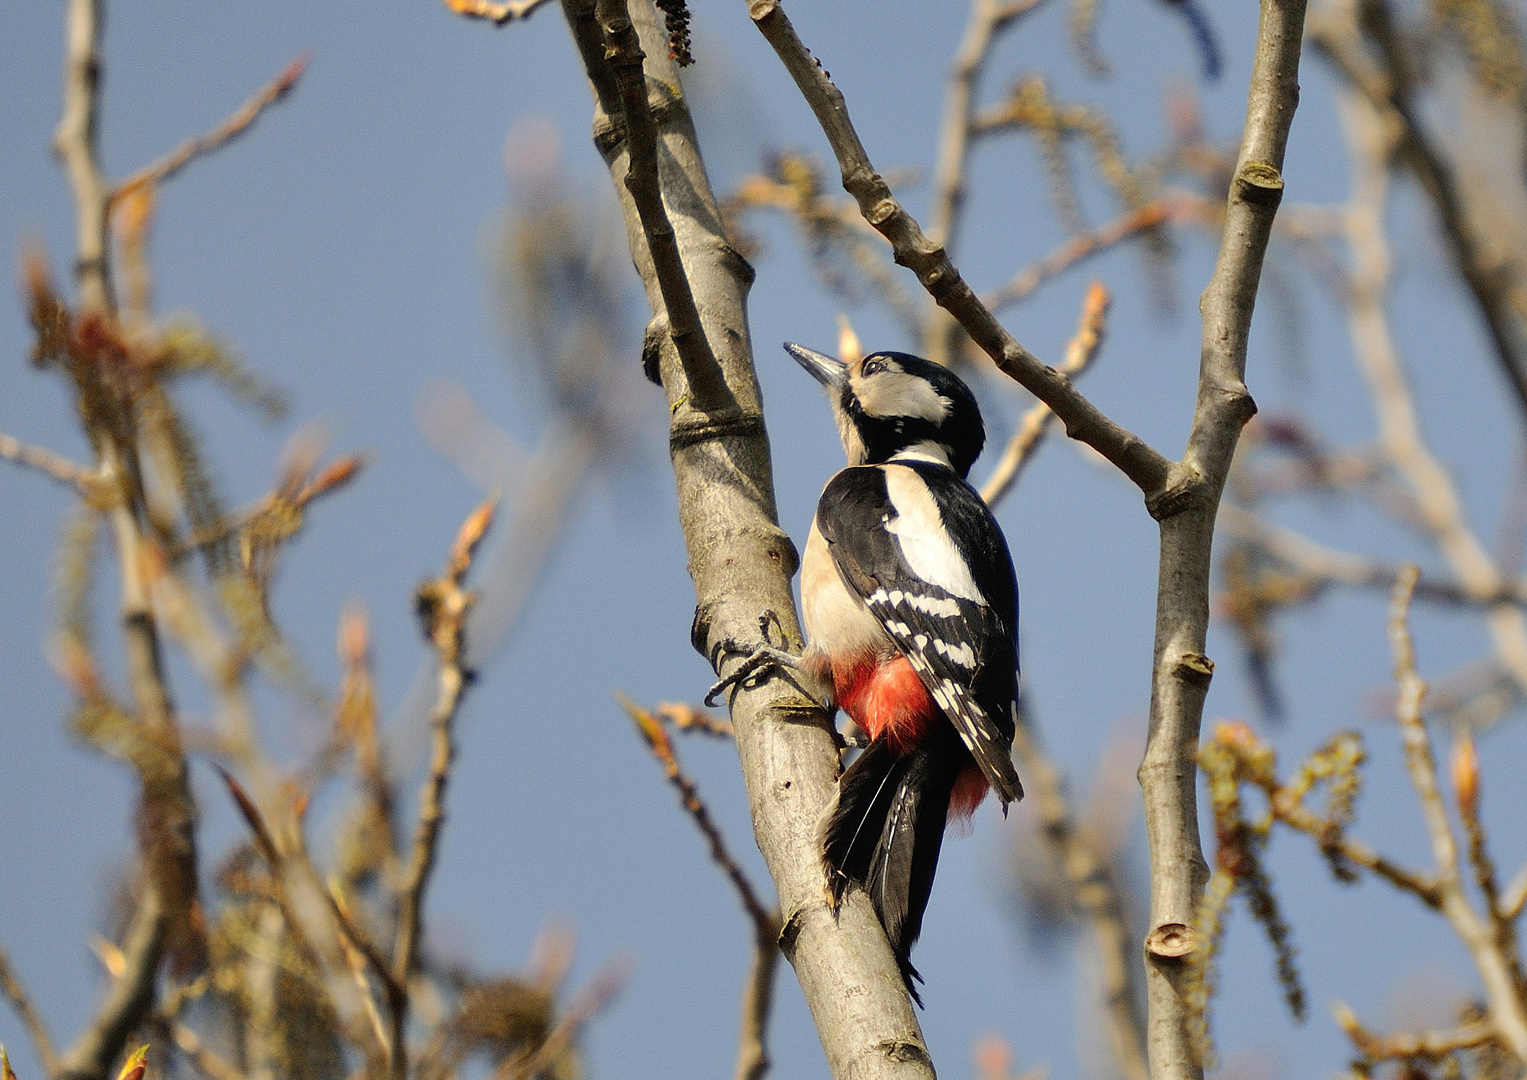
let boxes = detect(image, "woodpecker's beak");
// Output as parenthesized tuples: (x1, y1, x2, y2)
(784, 343, 848, 390)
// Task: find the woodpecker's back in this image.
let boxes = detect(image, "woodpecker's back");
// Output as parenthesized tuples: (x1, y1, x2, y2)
(785, 344, 1022, 1005)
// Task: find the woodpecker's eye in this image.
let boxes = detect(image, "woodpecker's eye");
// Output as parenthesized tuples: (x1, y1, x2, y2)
(861, 358, 887, 376)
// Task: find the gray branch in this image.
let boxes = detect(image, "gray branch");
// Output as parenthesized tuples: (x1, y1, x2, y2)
(559, 1, 937, 1075)
(1138, 0, 1306, 1076)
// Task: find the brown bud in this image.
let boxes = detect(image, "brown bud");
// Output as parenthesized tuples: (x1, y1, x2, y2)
(1452, 732, 1479, 821)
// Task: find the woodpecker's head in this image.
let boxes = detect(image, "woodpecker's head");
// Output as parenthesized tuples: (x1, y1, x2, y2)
(785, 343, 986, 477)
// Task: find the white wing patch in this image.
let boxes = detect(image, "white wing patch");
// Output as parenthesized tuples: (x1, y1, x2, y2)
(882, 466, 987, 604)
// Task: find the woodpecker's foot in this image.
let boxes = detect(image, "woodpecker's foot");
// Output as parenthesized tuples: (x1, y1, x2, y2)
(705, 645, 804, 707)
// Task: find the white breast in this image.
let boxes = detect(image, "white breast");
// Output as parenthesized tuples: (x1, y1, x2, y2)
(801, 518, 886, 659)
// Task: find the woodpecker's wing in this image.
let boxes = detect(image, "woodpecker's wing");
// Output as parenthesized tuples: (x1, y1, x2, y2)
(816, 463, 1023, 803)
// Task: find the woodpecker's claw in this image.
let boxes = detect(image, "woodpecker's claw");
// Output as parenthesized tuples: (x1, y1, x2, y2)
(704, 645, 804, 707)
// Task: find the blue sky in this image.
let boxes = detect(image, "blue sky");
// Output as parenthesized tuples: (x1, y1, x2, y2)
(3, 1, 1525, 1078)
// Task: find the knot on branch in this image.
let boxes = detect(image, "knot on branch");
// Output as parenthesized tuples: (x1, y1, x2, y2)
(1234, 160, 1285, 206)
(1175, 651, 1216, 687)
(876, 1040, 934, 1067)
(1145, 922, 1198, 959)
(1144, 466, 1204, 521)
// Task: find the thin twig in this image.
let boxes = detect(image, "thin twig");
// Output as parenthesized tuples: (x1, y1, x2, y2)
(1332, 81, 1527, 715)
(0, 948, 60, 1077)
(111, 54, 308, 202)
(1333, 1001, 1499, 1061)
(1218, 504, 1527, 608)
(1008, 713, 1149, 1080)
(746, 0, 1178, 506)
(981, 199, 1180, 313)
(439, 0, 554, 22)
(619, 694, 782, 1080)
(982, 281, 1110, 509)
(391, 498, 496, 1080)
(1268, 785, 1443, 908)
(1388, 567, 1527, 1060)
(617, 695, 776, 935)
(495, 963, 627, 1080)
(157, 1019, 248, 1080)
(1310, 0, 1527, 424)
(1501, 864, 1527, 921)
(922, 0, 1050, 364)
(734, 924, 782, 1080)
(0, 433, 98, 493)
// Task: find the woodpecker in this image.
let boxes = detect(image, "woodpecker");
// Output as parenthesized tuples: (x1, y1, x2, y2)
(788, 342, 1024, 1004)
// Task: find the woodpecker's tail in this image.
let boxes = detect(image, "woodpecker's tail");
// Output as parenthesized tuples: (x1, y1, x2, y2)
(822, 732, 963, 1006)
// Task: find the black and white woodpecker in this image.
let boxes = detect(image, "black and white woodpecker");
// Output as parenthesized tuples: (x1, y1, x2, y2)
(729, 343, 1025, 1004)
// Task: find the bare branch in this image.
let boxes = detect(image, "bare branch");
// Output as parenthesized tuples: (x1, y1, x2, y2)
(1309, 0, 1527, 423)
(1502, 863, 1527, 922)
(1138, 0, 1307, 1076)
(981, 199, 1180, 313)
(54, 0, 112, 312)
(0, 433, 97, 493)
(1334, 1001, 1498, 1061)
(440, 0, 554, 22)
(391, 498, 496, 1080)
(496, 963, 627, 1080)
(1331, 81, 1527, 712)
(111, 54, 308, 202)
(55, 891, 167, 1080)
(734, 926, 781, 1080)
(562, 1, 936, 1074)
(982, 281, 1110, 509)
(746, 0, 1178, 506)
(0, 948, 60, 1077)
(922, 0, 1050, 363)
(1219, 504, 1527, 608)
(1009, 713, 1149, 1080)
(1388, 567, 1527, 1060)
(618, 695, 777, 934)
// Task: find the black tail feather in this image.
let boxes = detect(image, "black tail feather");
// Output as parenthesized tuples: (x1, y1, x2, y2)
(822, 732, 963, 1006)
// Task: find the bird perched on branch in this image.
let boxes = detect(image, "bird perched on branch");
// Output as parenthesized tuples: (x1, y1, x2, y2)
(714, 343, 1023, 1004)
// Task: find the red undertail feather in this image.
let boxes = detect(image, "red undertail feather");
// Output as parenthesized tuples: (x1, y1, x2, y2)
(832, 652, 936, 755)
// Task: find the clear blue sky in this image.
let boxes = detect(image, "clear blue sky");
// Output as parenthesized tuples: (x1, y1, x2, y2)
(2, 1, 1524, 1078)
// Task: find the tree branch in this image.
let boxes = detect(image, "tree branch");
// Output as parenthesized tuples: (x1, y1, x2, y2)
(1008, 713, 1148, 1080)
(618, 695, 782, 1080)
(982, 281, 1110, 509)
(560, 1, 937, 1074)
(1138, 0, 1306, 1077)
(921, 0, 1049, 364)
(0, 948, 60, 1078)
(111, 54, 306, 202)
(1388, 567, 1527, 1061)
(392, 498, 495, 1080)
(1308, 0, 1527, 424)
(746, 0, 1179, 507)
(0, 432, 98, 493)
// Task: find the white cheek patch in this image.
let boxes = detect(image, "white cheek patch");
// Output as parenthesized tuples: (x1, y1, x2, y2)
(854, 370, 952, 422)
(883, 466, 987, 603)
